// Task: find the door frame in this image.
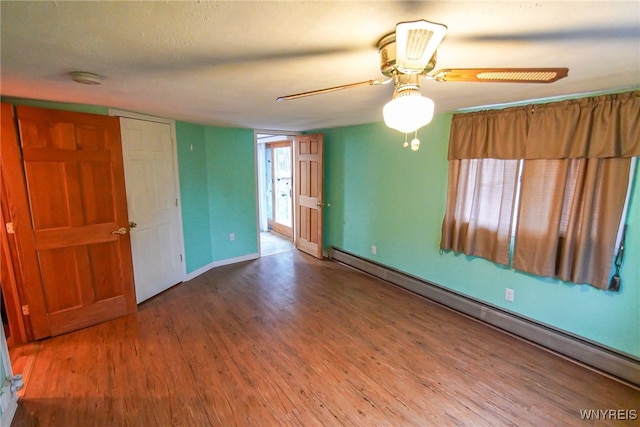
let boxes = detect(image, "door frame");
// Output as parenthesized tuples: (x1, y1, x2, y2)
(0, 106, 31, 344)
(0, 188, 29, 345)
(108, 109, 186, 287)
(254, 130, 298, 256)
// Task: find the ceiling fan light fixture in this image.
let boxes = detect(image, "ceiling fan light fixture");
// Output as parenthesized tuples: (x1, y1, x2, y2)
(395, 19, 447, 74)
(383, 92, 435, 134)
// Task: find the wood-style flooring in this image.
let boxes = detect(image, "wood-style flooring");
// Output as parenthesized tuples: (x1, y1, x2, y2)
(10, 250, 639, 426)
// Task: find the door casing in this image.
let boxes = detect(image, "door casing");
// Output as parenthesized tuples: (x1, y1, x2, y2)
(254, 131, 298, 255)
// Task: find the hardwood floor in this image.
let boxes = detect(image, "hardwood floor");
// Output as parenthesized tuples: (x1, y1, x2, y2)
(10, 250, 639, 426)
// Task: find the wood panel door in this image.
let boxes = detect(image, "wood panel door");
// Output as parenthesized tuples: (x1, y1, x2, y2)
(7, 105, 137, 338)
(294, 134, 324, 259)
(119, 117, 185, 303)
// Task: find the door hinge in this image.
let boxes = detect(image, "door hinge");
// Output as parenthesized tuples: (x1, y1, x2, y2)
(175, 198, 178, 207)
(5, 222, 15, 234)
(21, 305, 29, 316)
(179, 254, 183, 262)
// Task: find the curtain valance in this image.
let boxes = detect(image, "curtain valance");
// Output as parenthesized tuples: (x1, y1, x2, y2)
(448, 91, 640, 160)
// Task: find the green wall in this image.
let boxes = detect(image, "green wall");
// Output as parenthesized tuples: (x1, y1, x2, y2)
(175, 123, 257, 272)
(175, 122, 212, 272)
(204, 126, 258, 262)
(321, 115, 640, 358)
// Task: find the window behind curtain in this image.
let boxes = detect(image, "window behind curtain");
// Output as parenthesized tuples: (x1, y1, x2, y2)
(440, 158, 518, 266)
(441, 91, 639, 289)
(513, 158, 632, 288)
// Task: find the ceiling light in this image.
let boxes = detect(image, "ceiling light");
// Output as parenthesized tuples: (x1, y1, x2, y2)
(70, 71, 102, 85)
(383, 91, 435, 134)
(382, 73, 434, 150)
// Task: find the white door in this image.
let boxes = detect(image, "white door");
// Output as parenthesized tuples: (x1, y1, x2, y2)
(119, 117, 185, 303)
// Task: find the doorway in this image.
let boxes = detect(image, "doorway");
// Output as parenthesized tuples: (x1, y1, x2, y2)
(256, 133, 295, 256)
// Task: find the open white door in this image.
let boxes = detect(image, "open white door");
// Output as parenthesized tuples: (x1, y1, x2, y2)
(119, 116, 185, 303)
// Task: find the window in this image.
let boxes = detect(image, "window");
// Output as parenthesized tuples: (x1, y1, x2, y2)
(441, 91, 639, 290)
(442, 157, 635, 289)
(440, 158, 518, 266)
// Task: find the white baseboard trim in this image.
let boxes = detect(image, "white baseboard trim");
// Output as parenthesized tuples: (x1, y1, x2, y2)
(328, 247, 640, 387)
(185, 253, 259, 281)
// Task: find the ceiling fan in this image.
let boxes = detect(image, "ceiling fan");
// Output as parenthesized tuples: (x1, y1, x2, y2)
(277, 19, 569, 151)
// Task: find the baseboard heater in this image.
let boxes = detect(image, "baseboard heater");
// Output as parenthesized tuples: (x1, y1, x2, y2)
(328, 247, 640, 387)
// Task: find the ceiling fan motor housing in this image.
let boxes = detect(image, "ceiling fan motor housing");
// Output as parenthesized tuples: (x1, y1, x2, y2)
(377, 18, 448, 78)
(392, 74, 422, 98)
(378, 33, 437, 78)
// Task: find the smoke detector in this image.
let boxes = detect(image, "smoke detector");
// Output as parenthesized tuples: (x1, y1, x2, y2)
(70, 71, 102, 85)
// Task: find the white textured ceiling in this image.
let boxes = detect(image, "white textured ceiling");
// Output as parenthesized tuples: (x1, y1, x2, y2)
(1, 1, 639, 131)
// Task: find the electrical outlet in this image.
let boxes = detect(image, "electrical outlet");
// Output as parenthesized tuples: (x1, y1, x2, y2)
(504, 288, 515, 302)
(229, 233, 235, 241)
(371, 245, 377, 255)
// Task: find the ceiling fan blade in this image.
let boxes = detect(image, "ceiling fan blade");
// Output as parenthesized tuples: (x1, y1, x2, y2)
(455, 26, 639, 43)
(395, 19, 447, 74)
(432, 68, 569, 83)
(276, 78, 391, 101)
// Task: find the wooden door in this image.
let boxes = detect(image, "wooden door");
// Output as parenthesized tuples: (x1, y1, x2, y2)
(5, 105, 137, 338)
(294, 134, 324, 259)
(119, 117, 185, 303)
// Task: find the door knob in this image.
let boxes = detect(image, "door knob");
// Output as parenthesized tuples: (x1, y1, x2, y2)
(129, 221, 137, 228)
(111, 227, 128, 235)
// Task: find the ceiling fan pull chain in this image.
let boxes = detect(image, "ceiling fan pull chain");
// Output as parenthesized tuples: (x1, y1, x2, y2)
(403, 133, 409, 148)
(411, 130, 421, 152)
